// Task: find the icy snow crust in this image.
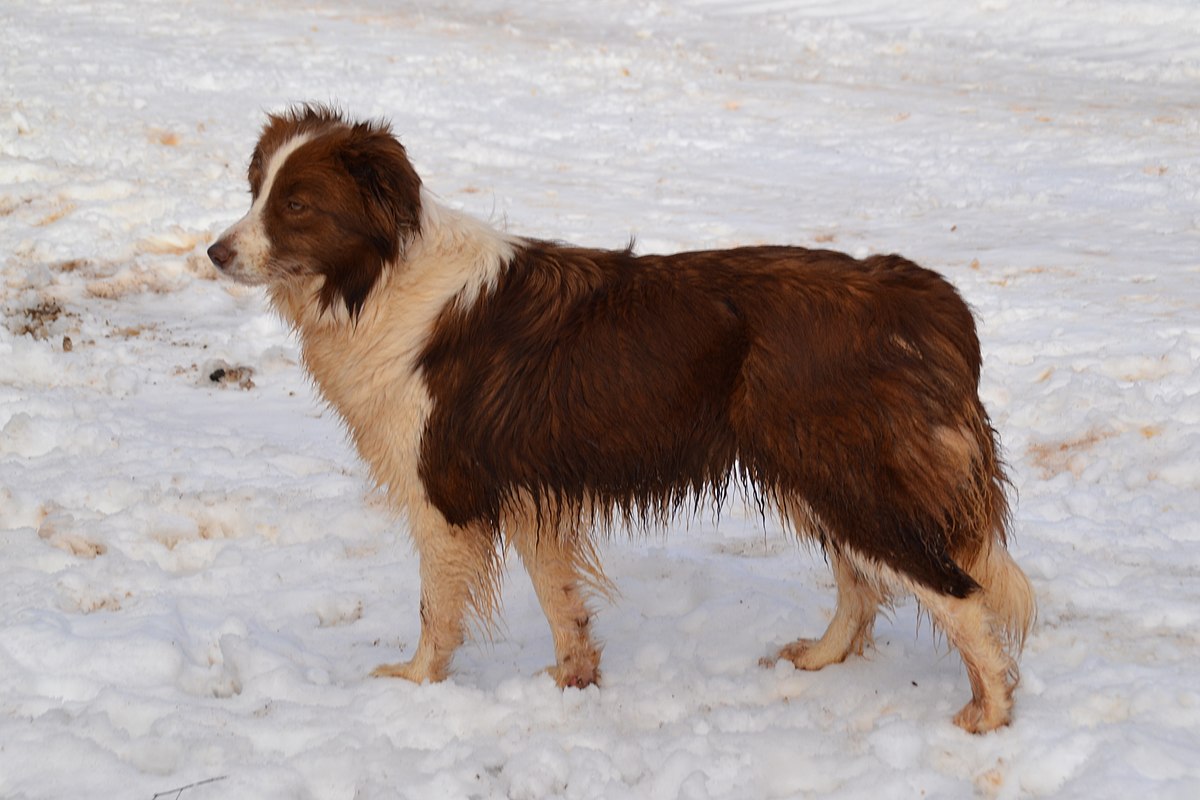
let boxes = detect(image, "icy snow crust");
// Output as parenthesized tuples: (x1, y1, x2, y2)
(2, 1, 1199, 797)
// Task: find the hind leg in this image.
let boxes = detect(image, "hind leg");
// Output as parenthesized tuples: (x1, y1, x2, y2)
(771, 549, 882, 670)
(928, 543, 1034, 733)
(510, 527, 603, 689)
(910, 582, 1016, 733)
(373, 503, 501, 683)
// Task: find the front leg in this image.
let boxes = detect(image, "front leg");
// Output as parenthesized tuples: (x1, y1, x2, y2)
(373, 504, 501, 683)
(510, 523, 605, 689)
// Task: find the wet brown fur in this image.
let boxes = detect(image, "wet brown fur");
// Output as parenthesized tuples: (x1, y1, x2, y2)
(420, 241, 1005, 600)
(210, 105, 1035, 733)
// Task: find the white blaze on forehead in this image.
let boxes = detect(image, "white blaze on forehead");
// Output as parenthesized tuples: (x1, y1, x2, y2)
(252, 131, 315, 214)
(215, 131, 315, 283)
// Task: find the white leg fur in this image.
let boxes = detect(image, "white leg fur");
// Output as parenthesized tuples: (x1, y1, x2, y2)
(509, 524, 604, 689)
(775, 545, 1029, 734)
(908, 583, 1016, 733)
(372, 498, 502, 683)
(770, 549, 883, 670)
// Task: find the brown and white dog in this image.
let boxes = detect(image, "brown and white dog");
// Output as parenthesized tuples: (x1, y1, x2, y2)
(208, 105, 1034, 733)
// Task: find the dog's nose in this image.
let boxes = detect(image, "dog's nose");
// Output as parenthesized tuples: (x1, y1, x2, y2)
(208, 240, 235, 270)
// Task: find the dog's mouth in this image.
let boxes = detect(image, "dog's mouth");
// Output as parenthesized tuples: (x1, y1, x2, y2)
(206, 239, 312, 288)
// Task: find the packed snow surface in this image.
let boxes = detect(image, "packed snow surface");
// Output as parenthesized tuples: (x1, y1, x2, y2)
(2, 1, 1199, 798)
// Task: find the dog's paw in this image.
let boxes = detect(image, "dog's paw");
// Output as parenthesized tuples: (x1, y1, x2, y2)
(371, 660, 442, 684)
(765, 634, 868, 672)
(542, 654, 600, 690)
(550, 666, 599, 690)
(953, 696, 1012, 734)
(765, 639, 834, 671)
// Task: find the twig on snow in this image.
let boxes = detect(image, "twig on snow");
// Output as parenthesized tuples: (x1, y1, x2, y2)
(150, 775, 228, 800)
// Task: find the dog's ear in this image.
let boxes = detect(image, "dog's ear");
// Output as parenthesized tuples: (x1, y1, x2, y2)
(339, 123, 424, 262)
(318, 124, 423, 319)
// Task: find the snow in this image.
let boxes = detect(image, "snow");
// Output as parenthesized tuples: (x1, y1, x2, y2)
(2, 0, 1199, 797)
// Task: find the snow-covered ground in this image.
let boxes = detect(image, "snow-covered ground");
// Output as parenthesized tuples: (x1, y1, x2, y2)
(2, 1, 1199, 797)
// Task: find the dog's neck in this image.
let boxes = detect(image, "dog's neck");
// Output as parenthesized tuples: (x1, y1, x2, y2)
(262, 196, 519, 505)
(267, 194, 515, 335)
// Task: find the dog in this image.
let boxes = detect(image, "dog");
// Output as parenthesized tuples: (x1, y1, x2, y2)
(208, 104, 1035, 733)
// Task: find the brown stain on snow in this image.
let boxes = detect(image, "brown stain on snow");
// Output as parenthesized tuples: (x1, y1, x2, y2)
(149, 128, 181, 147)
(34, 202, 75, 226)
(1028, 428, 1117, 479)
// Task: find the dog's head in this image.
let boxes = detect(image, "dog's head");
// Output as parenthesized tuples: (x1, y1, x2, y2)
(208, 104, 423, 318)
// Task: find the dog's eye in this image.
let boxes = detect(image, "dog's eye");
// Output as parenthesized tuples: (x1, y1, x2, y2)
(286, 200, 306, 213)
